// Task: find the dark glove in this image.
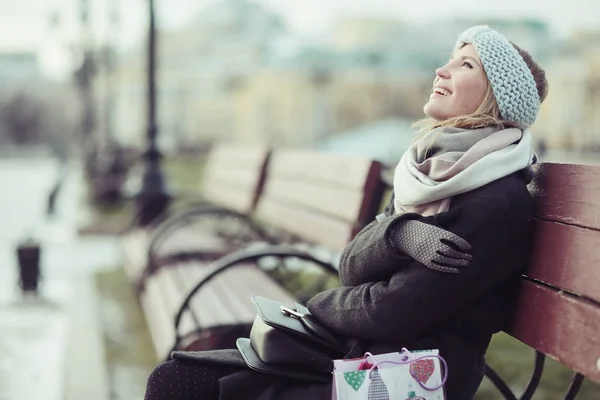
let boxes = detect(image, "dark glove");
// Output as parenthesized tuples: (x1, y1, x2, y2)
(389, 219, 472, 273)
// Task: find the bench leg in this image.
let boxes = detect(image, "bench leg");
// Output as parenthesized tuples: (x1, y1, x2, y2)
(564, 373, 584, 400)
(484, 364, 518, 400)
(485, 350, 545, 400)
(486, 350, 588, 400)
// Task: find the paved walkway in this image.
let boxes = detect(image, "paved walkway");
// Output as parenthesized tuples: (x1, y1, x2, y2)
(0, 157, 120, 400)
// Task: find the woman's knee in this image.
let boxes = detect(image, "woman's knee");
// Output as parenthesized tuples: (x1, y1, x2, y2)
(145, 360, 181, 398)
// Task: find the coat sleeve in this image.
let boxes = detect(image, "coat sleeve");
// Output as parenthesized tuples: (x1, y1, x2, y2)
(307, 194, 532, 343)
(338, 213, 422, 286)
(338, 205, 463, 286)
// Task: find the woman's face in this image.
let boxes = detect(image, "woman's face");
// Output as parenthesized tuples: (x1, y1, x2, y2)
(423, 44, 488, 120)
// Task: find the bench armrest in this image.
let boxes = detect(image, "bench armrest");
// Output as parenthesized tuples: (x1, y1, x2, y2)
(172, 245, 339, 350)
(144, 206, 272, 271)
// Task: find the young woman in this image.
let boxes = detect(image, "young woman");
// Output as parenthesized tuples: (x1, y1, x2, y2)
(144, 25, 548, 400)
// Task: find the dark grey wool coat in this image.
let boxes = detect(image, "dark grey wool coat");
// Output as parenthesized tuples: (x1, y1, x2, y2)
(172, 171, 534, 400)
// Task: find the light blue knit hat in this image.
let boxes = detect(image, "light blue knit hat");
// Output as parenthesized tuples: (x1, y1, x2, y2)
(454, 25, 541, 128)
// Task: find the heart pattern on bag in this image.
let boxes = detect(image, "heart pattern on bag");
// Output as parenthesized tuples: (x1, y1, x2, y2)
(344, 370, 367, 392)
(410, 359, 435, 385)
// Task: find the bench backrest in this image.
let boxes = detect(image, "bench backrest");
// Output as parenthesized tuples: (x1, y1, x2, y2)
(253, 149, 384, 252)
(507, 163, 600, 383)
(201, 145, 270, 214)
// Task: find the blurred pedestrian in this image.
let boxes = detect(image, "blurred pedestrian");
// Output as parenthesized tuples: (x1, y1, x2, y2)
(46, 161, 67, 217)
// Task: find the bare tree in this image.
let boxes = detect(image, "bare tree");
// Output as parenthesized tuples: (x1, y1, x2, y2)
(0, 83, 79, 159)
(0, 91, 43, 144)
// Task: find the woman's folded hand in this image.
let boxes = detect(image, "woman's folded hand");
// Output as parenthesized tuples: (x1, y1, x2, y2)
(389, 219, 472, 273)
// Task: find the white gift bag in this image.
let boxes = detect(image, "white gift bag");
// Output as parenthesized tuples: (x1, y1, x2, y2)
(332, 348, 447, 400)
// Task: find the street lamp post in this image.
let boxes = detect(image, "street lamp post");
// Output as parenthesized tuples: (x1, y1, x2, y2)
(134, 0, 171, 226)
(76, 0, 97, 178)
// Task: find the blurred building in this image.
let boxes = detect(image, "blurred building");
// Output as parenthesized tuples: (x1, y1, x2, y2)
(228, 65, 427, 147)
(0, 52, 40, 86)
(327, 18, 556, 76)
(318, 118, 415, 164)
(0, 52, 78, 154)
(104, 49, 146, 149)
(105, 9, 589, 152)
(105, 2, 432, 151)
(450, 18, 556, 61)
(106, 0, 284, 150)
(535, 30, 600, 149)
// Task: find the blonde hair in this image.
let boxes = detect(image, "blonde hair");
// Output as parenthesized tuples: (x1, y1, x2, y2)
(412, 42, 548, 138)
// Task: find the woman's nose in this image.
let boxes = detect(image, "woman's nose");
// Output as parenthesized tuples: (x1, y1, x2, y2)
(436, 67, 450, 79)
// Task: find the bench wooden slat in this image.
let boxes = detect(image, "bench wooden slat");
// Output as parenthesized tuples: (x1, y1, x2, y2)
(155, 225, 231, 257)
(176, 261, 296, 326)
(256, 198, 353, 252)
(202, 169, 262, 214)
(157, 268, 197, 334)
(202, 184, 257, 215)
(254, 151, 382, 247)
(208, 270, 256, 321)
(203, 167, 262, 192)
(531, 163, 600, 230)
(183, 266, 230, 327)
(199, 145, 269, 214)
(528, 219, 600, 303)
(213, 282, 254, 320)
(183, 262, 264, 328)
(121, 229, 152, 281)
(190, 263, 292, 326)
(268, 150, 379, 189)
(205, 145, 269, 170)
(143, 268, 198, 359)
(508, 280, 600, 383)
(234, 264, 296, 305)
(172, 265, 199, 318)
(140, 279, 176, 359)
(262, 178, 365, 222)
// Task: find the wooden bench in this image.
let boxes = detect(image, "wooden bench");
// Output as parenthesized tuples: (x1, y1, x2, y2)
(485, 163, 600, 399)
(121, 144, 270, 287)
(136, 149, 384, 360)
(130, 153, 599, 396)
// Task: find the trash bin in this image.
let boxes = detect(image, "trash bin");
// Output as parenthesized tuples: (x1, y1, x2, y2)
(17, 238, 41, 294)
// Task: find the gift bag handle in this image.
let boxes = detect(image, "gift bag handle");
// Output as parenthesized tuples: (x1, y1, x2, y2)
(363, 348, 448, 391)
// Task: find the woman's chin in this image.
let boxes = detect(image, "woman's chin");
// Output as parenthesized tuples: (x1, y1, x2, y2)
(423, 104, 445, 120)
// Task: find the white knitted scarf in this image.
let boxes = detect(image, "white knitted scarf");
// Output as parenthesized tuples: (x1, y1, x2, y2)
(393, 126, 535, 216)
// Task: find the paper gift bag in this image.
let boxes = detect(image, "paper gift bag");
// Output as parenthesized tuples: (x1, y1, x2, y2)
(332, 348, 447, 400)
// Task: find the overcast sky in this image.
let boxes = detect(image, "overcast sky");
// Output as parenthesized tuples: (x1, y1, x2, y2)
(1, 0, 598, 78)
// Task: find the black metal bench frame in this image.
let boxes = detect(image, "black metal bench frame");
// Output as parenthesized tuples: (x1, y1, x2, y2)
(485, 351, 584, 400)
(136, 206, 277, 292)
(170, 240, 591, 400)
(169, 244, 339, 358)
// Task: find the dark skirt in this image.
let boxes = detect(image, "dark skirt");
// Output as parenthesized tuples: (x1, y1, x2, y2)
(145, 349, 331, 400)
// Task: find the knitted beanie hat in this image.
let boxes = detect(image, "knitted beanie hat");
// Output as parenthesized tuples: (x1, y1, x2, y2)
(454, 25, 541, 128)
